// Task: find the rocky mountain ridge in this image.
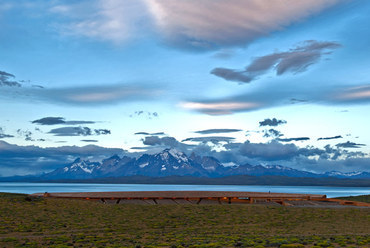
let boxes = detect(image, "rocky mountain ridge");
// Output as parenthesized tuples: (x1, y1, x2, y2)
(39, 148, 370, 180)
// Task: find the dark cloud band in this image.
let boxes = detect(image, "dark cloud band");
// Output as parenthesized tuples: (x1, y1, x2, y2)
(194, 129, 242, 134)
(32, 117, 95, 125)
(48, 127, 111, 136)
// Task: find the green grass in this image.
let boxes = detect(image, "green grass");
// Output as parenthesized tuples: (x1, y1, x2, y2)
(336, 194, 370, 203)
(0, 193, 369, 247)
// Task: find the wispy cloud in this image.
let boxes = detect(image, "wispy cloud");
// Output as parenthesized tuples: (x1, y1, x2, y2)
(0, 70, 21, 87)
(182, 136, 235, 144)
(5, 83, 162, 106)
(211, 40, 341, 83)
(146, 0, 341, 50)
(180, 101, 260, 115)
(129, 111, 159, 119)
(331, 85, 370, 104)
(263, 129, 283, 138)
(182, 83, 370, 115)
(50, 0, 149, 44)
(0, 70, 162, 106)
(16, 129, 34, 141)
(336, 141, 366, 148)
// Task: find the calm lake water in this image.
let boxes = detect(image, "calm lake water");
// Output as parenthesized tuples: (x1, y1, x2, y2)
(0, 182, 369, 198)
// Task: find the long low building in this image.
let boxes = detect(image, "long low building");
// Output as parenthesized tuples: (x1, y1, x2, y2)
(31, 191, 330, 205)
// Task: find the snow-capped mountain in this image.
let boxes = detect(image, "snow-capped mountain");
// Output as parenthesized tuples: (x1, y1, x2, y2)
(43, 158, 100, 179)
(221, 164, 314, 178)
(323, 171, 370, 179)
(120, 148, 209, 177)
(40, 148, 370, 180)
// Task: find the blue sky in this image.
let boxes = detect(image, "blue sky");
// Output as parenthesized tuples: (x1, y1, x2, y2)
(1, 0, 370, 176)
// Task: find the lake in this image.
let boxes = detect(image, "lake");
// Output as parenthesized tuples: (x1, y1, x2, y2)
(0, 182, 369, 198)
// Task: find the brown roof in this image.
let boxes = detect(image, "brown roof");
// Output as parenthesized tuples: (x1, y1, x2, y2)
(31, 191, 326, 199)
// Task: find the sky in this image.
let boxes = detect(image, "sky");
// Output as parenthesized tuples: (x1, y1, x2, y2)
(1, 0, 370, 176)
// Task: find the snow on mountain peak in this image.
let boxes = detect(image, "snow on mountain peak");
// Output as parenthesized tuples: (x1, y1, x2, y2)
(160, 148, 189, 163)
(70, 160, 94, 174)
(168, 148, 189, 162)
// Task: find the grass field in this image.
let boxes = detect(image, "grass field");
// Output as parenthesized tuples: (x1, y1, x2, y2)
(336, 195, 370, 203)
(0, 193, 369, 247)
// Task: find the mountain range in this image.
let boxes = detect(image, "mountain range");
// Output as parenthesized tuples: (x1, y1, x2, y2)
(33, 148, 370, 180)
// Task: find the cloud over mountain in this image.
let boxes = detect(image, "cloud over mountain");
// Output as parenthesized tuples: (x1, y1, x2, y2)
(0, 140, 125, 176)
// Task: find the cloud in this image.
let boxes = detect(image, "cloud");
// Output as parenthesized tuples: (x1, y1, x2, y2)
(182, 136, 235, 144)
(182, 81, 370, 115)
(48, 127, 111, 136)
(147, 0, 341, 50)
(142, 136, 179, 147)
(94, 129, 111, 135)
(277, 137, 310, 142)
(32, 117, 95, 125)
(0, 134, 14, 139)
(336, 141, 366, 148)
(0, 70, 22, 87)
(81, 140, 98, 143)
(0, 127, 14, 139)
(259, 118, 287, 127)
(0, 71, 159, 106)
(16, 129, 34, 141)
(239, 140, 300, 161)
(212, 49, 235, 59)
(134, 132, 165, 135)
(210, 68, 253, 84)
(211, 40, 341, 83)
(140, 135, 194, 152)
(51, 0, 149, 44)
(0, 140, 125, 176)
(194, 129, 242, 135)
(263, 129, 283, 138)
(130, 111, 159, 119)
(318, 135, 342, 141)
(331, 85, 370, 104)
(234, 140, 368, 173)
(180, 101, 261, 115)
(130, 146, 150, 150)
(14, 83, 162, 106)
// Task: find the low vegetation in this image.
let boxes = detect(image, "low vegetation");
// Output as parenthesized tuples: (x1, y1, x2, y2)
(336, 194, 370, 203)
(0, 192, 369, 247)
